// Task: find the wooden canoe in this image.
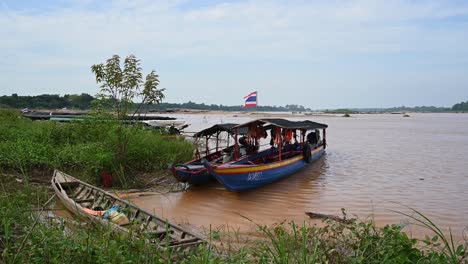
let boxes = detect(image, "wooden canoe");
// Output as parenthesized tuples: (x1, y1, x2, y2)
(51, 170, 204, 249)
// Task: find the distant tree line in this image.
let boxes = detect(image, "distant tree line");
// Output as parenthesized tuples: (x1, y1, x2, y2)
(384, 106, 451, 113)
(0, 94, 311, 112)
(0, 93, 94, 110)
(387, 101, 468, 112)
(452, 101, 468, 112)
(1, 93, 467, 113)
(148, 102, 311, 112)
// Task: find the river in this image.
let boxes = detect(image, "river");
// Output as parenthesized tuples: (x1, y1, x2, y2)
(125, 113, 468, 241)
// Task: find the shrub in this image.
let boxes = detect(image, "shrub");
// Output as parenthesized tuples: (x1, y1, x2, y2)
(0, 109, 193, 186)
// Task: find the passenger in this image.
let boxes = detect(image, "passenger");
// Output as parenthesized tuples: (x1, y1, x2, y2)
(315, 129, 321, 144)
(293, 130, 299, 144)
(238, 136, 248, 156)
(239, 136, 258, 155)
(307, 131, 319, 148)
(285, 129, 293, 144)
(223, 148, 234, 163)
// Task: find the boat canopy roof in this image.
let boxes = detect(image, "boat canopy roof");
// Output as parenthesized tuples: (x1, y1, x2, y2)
(193, 123, 248, 138)
(233, 118, 328, 130)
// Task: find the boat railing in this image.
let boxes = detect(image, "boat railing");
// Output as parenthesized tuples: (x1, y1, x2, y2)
(265, 150, 302, 163)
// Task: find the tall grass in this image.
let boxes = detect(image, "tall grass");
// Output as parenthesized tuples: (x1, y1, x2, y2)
(242, 211, 467, 263)
(1, 179, 466, 263)
(0, 108, 193, 186)
(394, 207, 467, 263)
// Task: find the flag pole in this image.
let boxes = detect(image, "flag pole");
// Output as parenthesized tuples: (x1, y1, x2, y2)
(256, 90, 258, 117)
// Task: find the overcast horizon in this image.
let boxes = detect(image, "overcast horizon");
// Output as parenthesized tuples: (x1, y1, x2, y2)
(1, 0, 468, 109)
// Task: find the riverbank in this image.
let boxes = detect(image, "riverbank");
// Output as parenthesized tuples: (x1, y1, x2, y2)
(1, 176, 465, 263)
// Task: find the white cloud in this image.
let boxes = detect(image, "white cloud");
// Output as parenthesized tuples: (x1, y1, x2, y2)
(1, 0, 468, 107)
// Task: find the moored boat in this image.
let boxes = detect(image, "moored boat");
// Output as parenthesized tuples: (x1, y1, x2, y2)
(51, 170, 204, 249)
(169, 123, 247, 185)
(202, 119, 328, 191)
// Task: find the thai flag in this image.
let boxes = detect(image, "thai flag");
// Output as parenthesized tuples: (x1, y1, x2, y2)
(243, 91, 257, 107)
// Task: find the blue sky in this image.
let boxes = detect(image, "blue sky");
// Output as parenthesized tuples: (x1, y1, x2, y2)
(1, 0, 468, 109)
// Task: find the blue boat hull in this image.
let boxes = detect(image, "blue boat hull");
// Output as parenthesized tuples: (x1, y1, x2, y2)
(168, 164, 214, 185)
(204, 146, 324, 192)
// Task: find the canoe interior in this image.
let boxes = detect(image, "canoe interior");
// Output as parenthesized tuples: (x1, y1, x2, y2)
(52, 170, 204, 249)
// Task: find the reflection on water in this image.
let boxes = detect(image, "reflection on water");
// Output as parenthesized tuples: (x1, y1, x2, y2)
(129, 113, 468, 240)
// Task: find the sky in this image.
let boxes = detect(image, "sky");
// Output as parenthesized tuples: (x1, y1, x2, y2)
(1, 0, 468, 109)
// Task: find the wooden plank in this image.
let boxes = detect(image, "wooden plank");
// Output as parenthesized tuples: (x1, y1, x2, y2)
(75, 198, 95, 204)
(144, 216, 152, 230)
(71, 185, 85, 198)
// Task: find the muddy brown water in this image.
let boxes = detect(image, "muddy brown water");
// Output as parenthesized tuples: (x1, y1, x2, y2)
(123, 113, 468, 241)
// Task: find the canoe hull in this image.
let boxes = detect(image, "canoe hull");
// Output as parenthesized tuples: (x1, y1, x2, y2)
(169, 164, 213, 185)
(206, 146, 324, 192)
(51, 170, 204, 249)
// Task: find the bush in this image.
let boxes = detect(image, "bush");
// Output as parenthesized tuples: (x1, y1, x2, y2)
(0, 109, 193, 186)
(249, 214, 466, 263)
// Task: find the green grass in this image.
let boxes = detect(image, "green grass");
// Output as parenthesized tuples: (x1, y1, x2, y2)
(0, 178, 466, 263)
(0, 108, 193, 186)
(249, 216, 466, 263)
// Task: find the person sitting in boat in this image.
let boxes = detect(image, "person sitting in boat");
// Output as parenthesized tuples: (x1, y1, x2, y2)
(222, 146, 235, 163)
(239, 136, 257, 155)
(239, 136, 249, 156)
(315, 129, 321, 145)
(270, 128, 281, 148)
(307, 130, 320, 148)
(282, 129, 300, 151)
(271, 127, 282, 147)
(293, 130, 299, 145)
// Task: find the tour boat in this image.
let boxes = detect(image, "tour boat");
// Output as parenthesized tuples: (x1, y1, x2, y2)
(201, 119, 328, 191)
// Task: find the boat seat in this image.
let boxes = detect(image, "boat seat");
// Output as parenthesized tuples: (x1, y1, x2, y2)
(75, 198, 95, 203)
(144, 229, 175, 241)
(169, 237, 201, 246)
(59, 182, 80, 192)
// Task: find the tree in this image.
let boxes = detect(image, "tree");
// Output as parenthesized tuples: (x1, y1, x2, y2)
(452, 100, 468, 112)
(91, 54, 165, 119)
(91, 55, 166, 183)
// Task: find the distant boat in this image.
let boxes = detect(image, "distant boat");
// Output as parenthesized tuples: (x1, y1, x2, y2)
(169, 124, 247, 185)
(22, 111, 177, 121)
(143, 120, 186, 127)
(202, 119, 328, 192)
(51, 170, 204, 249)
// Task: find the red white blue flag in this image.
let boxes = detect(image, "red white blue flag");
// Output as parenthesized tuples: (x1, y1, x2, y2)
(243, 91, 257, 107)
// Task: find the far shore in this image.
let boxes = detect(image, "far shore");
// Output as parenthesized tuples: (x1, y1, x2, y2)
(18, 108, 466, 122)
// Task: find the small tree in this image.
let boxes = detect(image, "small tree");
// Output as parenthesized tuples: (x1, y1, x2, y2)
(91, 54, 165, 119)
(91, 55, 165, 185)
